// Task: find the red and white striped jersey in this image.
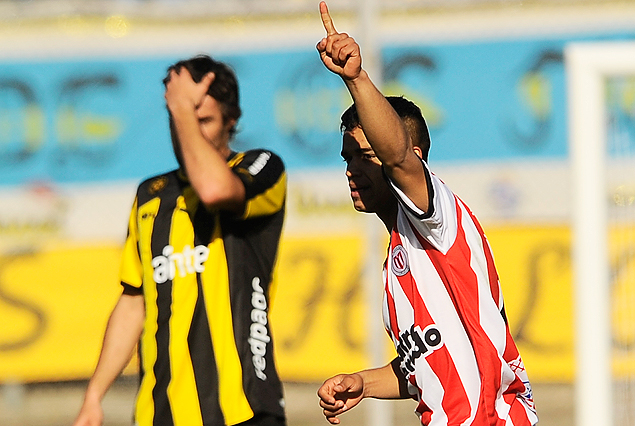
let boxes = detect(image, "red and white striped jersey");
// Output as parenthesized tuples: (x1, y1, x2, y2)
(383, 162, 538, 426)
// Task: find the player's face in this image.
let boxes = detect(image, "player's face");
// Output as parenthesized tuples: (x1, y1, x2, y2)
(341, 127, 394, 214)
(196, 94, 235, 151)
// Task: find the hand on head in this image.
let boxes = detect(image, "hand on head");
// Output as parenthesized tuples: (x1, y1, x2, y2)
(316, 1, 362, 81)
(164, 67, 216, 111)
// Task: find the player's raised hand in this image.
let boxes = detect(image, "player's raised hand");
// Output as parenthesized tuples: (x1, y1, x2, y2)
(316, 1, 362, 81)
(164, 67, 215, 111)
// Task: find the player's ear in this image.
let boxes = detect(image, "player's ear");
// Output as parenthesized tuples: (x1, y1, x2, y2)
(224, 118, 237, 135)
(413, 146, 423, 159)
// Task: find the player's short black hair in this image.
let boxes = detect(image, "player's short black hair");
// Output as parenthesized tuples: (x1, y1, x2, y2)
(340, 96, 431, 163)
(164, 54, 241, 138)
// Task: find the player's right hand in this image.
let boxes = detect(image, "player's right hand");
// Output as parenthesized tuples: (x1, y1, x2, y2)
(317, 373, 365, 424)
(71, 398, 104, 426)
(316, 1, 362, 81)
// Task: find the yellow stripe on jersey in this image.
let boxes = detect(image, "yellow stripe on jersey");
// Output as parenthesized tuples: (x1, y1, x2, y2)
(202, 215, 254, 425)
(243, 172, 287, 219)
(167, 195, 204, 426)
(227, 152, 245, 168)
(135, 197, 161, 426)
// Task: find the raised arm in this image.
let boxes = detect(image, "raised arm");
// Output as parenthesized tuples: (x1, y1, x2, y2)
(164, 68, 246, 213)
(316, 1, 429, 212)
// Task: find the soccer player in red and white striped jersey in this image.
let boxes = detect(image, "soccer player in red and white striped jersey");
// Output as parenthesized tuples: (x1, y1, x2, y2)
(316, 2, 538, 425)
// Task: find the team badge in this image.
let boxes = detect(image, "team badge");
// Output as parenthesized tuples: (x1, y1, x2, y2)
(391, 244, 410, 276)
(148, 176, 168, 195)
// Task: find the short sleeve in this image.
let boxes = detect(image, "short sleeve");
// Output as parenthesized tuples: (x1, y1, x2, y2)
(119, 196, 143, 289)
(231, 150, 286, 219)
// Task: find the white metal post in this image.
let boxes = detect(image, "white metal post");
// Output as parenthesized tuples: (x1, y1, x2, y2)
(567, 41, 635, 426)
(567, 43, 613, 426)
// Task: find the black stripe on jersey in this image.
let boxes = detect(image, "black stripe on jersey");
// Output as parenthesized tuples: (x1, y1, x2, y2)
(188, 275, 224, 426)
(193, 199, 214, 246)
(221, 210, 286, 418)
(190, 198, 223, 424)
(150, 178, 178, 426)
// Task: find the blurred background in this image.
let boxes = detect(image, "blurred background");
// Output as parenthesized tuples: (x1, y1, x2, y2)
(1, 0, 635, 425)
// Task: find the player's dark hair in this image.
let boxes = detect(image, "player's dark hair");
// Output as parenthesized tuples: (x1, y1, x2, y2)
(164, 54, 241, 138)
(340, 96, 431, 163)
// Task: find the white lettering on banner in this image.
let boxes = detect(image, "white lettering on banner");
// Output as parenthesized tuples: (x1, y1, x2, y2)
(247, 152, 271, 176)
(249, 276, 270, 380)
(151, 244, 209, 284)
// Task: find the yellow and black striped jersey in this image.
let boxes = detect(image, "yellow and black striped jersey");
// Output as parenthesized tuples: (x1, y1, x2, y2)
(119, 149, 287, 426)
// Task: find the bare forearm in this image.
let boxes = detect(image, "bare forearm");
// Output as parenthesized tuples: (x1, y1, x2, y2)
(359, 358, 412, 400)
(84, 293, 144, 402)
(344, 71, 411, 168)
(344, 68, 430, 211)
(170, 108, 245, 211)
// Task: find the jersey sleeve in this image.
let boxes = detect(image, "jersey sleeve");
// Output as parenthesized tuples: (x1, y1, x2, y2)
(119, 196, 143, 289)
(231, 149, 286, 220)
(387, 159, 458, 253)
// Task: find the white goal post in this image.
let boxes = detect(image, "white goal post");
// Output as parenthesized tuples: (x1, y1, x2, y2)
(566, 41, 635, 426)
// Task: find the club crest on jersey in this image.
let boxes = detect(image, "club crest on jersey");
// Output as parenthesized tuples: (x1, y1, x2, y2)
(148, 176, 168, 195)
(391, 244, 410, 276)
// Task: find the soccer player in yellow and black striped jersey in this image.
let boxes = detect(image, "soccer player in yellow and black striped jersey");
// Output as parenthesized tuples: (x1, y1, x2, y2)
(73, 55, 287, 426)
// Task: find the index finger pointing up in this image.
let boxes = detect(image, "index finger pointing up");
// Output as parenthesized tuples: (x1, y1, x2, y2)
(320, 1, 337, 35)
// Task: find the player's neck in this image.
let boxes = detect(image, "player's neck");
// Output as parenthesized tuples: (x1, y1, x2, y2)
(376, 204, 398, 233)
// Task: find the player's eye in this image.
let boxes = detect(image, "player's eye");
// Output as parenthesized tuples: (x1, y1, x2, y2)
(361, 153, 377, 160)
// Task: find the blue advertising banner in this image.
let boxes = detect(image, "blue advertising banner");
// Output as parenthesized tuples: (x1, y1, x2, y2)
(0, 58, 175, 184)
(1, 32, 634, 186)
